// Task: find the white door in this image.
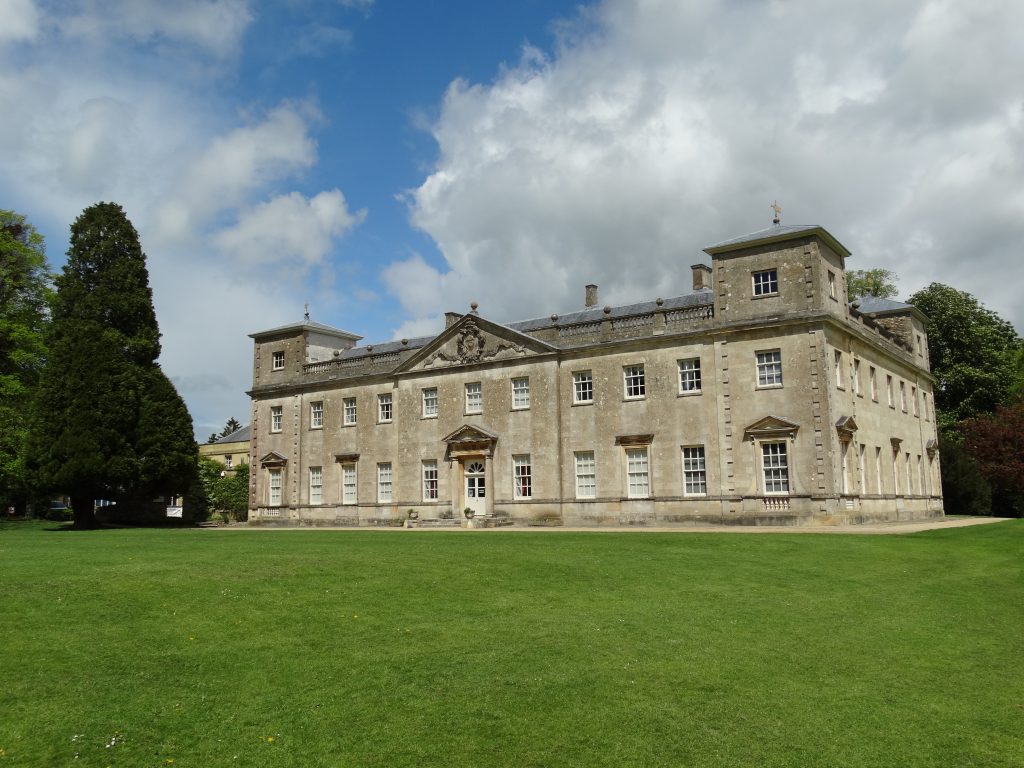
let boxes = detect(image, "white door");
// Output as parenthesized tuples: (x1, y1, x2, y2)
(464, 460, 487, 516)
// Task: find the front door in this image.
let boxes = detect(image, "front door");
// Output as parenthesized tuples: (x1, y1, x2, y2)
(464, 460, 487, 517)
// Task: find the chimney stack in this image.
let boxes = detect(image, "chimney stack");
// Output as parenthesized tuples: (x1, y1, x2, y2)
(585, 284, 599, 307)
(444, 311, 461, 328)
(691, 264, 712, 291)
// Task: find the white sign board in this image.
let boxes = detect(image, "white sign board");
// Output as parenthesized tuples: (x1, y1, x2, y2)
(166, 506, 183, 518)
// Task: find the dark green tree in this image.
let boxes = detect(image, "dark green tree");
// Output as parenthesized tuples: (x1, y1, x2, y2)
(220, 417, 242, 438)
(847, 268, 898, 300)
(0, 210, 52, 514)
(206, 432, 219, 444)
(908, 283, 1021, 428)
(29, 202, 196, 528)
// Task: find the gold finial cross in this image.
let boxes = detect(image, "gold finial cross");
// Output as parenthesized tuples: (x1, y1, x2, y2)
(770, 200, 782, 225)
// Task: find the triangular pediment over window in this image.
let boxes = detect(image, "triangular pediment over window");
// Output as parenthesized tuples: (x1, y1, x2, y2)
(835, 415, 858, 442)
(744, 415, 800, 440)
(397, 315, 556, 373)
(443, 424, 499, 460)
(260, 451, 288, 467)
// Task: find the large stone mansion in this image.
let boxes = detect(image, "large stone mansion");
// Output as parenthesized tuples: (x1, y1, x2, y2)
(246, 224, 943, 526)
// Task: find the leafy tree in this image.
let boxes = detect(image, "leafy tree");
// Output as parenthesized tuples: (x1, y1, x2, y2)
(220, 417, 242, 438)
(197, 455, 249, 521)
(936, 431, 993, 516)
(961, 403, 1024, 518)
(28, 202, 196, 528)
(0, 210, 52, 514)
(908, 283, 1021, 427)
(847, 268, 898, 300)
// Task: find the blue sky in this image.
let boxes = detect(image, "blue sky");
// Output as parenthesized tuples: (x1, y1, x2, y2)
(2, 0, 1023, 440)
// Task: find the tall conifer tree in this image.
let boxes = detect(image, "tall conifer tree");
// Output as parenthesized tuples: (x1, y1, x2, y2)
(30, 203, 196, 527)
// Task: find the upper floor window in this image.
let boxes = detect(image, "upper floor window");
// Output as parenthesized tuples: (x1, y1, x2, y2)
(511, 377, 530, 410)
(756, 350, 783, 388)
(310, 401, 323, 429)
(513, 455, 532, 499)
(911, 385, 918, 416)
(378, 393, 393, 423)
(678, 358, 702, 394)
(886, 375, 894, 408)
(623, 365, 646, 399)
(869, 366, 878, 401)
(762, 442, 790, 494)
(853, 359, 861, 395)
(271, 351, 285, 370)
(828, 270, 837, 300)
(899, 381, 907, 412)
(422, 388, 438, 418)
(752, 269, 779, 296)
(834, 350, 844, 389)
(573, 371, 593, 404)
(343, 397, 357, 425)
(465, 382, 482, 414)
(923, 392, 930, 421)
(270, 405, 283, 433)
(574, 451, 596, 499)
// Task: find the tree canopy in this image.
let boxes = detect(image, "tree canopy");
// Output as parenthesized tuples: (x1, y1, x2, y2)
(908, 283, 1021, 427)
(29, 202, 196, 527)
(847, 268, 898, 300)
(0, 211, 52, 512)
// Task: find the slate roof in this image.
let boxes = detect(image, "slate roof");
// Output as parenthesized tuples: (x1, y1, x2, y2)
(215, 425, 250, 443)
(704, 224, 851, 258)
(852, 296, 914, 315)
(509, 290, 713, 333)
(250, 320, 362, 341)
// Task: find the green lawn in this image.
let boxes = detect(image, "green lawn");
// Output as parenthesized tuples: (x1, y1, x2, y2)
(1, 522, 1022, 768)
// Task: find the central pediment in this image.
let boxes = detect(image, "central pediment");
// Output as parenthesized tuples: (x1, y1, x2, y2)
(744, 415, 800, 440)
(443, 424, 499, 460)
(398, 315, 555, 373)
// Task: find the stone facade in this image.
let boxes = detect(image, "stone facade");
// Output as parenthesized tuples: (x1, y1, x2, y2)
(246, 225, 943, 527)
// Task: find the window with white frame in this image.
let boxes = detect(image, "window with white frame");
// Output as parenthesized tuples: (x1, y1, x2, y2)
(574, 451, 596, 499)
(378, 393, 393, 423)
(905, 452, 912, 494)
(513, 455, 532, 499)
(511, 377, 530, 409)
(893, 449, 900, 494)
(870, 366, 878, 401)
(422, 388, 438, 418)
(309, 466, 323, 504)
(853, 359, 861, 395)
(841, 442, 850, 494)
(899, 381, 907, 412)
(343, 397, 357, 425)
(377, 462, 392, 502)
(911, 385, 918, 416)
(678, 358, 702, 394)
(422, 460, 438, 501)
(828, 270, 837, 300)
(310, 401, 324, 429)
(886, 375, 894, 407)
(224, 455, 233, 470)
(875, 447, 883, 495)
(626, 447, 650, 498)
(752, 269, 779, 296)
(623, 365, 646, 399)
(682, 446, 707, 495)
(761, 442, 790, 494)
(465, 382, 482, 414)
(341, 463, 357, 504)
(834, 350, 844, 389)
(923, 392, 930, 421)
(917, 455, 924, 495)
(270, 405, 283, 433)
(268, 468, 282, 505)
(756, 350, 783, 387)
(272, 350, 285, 370)
(858, 443, 867, 493)
(573, 371, 594, 404)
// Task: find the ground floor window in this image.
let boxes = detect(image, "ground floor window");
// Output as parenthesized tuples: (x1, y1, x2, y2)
(309, 466, 322, 504)
(626, 447, 650, 498)
(422, 460, 438, 501)
(513, 455, 532, 498)
(575, 451, 596, 498)
(341, 463, 357, 505)
(762, 442, 789, 494)
(682, 446, 706, 495)
(268, 468, 282, 506)
(377, 462, 393, 502)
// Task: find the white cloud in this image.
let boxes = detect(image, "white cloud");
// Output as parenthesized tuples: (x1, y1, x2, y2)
(0, 0, 40, 43)
(59, 0, 253, 57)
(398, 0, 1024, 334)
(215, 189, 366, 267)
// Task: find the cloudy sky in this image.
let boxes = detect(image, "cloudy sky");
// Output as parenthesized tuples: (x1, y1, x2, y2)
(2, 0, 1022, 439)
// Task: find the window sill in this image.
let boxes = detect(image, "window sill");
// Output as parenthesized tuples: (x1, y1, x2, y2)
(678, 390, 702, 397)
(421, 414, 437, 420)
(377, 420, 393, 425)
(572, 400, 594, 407)
(310, 426, 323, 431)
(622, 396, 646, 402)
(342, 422, 357, 428)
(511, 406, 530, 412)
(752, 292, 779, 300)
(756, 384, 784, 390)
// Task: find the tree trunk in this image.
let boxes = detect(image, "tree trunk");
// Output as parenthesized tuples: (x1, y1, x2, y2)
(70, 493, 96, 529)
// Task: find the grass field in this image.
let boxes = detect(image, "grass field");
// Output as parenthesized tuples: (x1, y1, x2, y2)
(1, 521, 1022, 767)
